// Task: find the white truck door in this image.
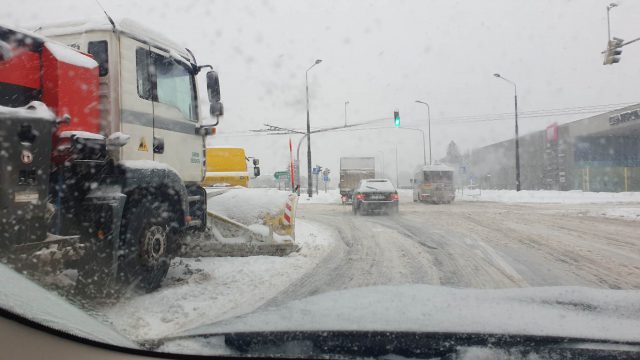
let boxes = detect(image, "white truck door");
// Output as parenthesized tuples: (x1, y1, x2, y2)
(147, 47, 203, 183)
(118, 37, 154, 161)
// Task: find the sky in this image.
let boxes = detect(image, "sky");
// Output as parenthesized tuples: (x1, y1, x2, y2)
(3, 0, 640, 185)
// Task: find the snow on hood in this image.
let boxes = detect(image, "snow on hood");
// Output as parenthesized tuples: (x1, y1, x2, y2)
(179, 285, 640, 343)
(0, 264, 136, 348)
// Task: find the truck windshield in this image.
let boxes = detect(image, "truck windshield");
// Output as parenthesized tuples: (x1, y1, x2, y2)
(424, 171, 453, 183)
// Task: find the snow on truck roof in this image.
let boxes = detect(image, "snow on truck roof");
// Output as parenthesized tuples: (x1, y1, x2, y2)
(35, 17, 190, 60)
(1, 23, 97, 69)
(44, 42, 98, 69)
(419, 164, 454, 172)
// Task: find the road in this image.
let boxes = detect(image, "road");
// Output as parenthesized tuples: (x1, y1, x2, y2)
(264, 200, 640, 308)
(102, 198, 640, 340)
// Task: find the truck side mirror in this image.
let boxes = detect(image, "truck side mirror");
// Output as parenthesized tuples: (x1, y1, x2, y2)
(254, 166, 261, 177)
(207, 70, 224, 117)
(253, 158, 259, 166)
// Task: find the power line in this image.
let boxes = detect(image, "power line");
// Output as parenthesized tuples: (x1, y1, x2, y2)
(435, 101, 638, 124)
(215, 101, 639, 136)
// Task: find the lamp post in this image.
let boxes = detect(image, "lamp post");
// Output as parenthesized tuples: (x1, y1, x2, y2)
(607, 3, 618, 42)
(344, 100, 349, 127)
(305, 59, 322, 198)
(493, 73, 521, 191)
(414, 100, 432, 165)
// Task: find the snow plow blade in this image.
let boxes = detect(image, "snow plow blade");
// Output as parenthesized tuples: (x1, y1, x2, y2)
(180, 189, 300, 257)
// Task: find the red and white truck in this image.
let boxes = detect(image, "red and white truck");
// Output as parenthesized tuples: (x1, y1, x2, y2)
(0, 19, 227, 294)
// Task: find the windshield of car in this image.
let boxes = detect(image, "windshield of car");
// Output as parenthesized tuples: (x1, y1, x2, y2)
(2, 0, 640, 358)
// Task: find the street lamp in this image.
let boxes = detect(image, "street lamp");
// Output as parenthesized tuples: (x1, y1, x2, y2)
(344, 100, 349, 127)
(607, 3, 618, 42)
(493, 73, 521, 191)
(414, 100, 432, 165)
(305, 59, 322, 198)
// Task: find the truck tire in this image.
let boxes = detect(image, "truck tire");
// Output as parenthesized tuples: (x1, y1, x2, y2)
(119, 195, 178, 293)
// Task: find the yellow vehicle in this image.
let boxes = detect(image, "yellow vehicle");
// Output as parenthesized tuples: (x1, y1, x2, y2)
(203, 147, 260, 187)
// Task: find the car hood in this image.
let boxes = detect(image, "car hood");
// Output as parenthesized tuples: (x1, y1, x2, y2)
(178, 285, 640, 343)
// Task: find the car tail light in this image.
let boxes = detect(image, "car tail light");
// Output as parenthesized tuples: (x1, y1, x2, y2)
(390, 193, 399, 201)
(355, 194, 365, 200)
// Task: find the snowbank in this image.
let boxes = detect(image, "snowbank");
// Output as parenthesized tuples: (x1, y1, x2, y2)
(104, 219, 337, 341)
(207, 188, 291, 225)
(299, 189, 342, 204)
(459, 189, 640, 204)
(584, 207, 640, 221)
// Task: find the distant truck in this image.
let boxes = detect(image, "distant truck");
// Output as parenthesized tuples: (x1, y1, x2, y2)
(411, 164, 456, 204)
(203, 147, 260, 187)
(339, 157, 376, 204)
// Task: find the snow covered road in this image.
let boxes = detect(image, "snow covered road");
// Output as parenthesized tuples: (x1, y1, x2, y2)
(262, 200, 640, 308)
(103, 219, 336, 341)
(102, 198, 640, 340)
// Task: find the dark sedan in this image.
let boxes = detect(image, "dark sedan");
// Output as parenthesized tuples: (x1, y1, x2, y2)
(352, 179, 399, 215)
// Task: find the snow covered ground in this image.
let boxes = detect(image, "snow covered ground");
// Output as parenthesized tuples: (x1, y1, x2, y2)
(458, 188, 640, 204)
(103, 219, 337, 341)
(299, 189, 341, 204)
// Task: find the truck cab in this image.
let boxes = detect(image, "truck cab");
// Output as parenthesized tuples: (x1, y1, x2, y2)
(38, 18, 221, 183)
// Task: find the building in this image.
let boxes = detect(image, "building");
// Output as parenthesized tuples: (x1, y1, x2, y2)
(467, 103, 640, 192)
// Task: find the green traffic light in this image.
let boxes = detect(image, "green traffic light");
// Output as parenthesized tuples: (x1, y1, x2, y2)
(394, 110, 400, 127)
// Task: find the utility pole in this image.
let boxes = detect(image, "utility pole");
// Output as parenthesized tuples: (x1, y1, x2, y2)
(305, 59, 322, 198)
(493, 73, 521, 191)
(344, 101, 349, 127)
(415, 100, 432, 165)
(607, 2, 617, 42)
(395, 145, 399, 187)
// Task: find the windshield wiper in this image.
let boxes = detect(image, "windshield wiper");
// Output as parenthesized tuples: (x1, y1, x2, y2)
(154, 330, 640, 358)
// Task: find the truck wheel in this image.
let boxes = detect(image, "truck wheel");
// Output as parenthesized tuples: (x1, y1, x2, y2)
(119, 197, 178, 293)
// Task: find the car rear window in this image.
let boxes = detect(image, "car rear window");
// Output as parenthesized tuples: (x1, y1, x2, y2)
(361, 180, 395, 191)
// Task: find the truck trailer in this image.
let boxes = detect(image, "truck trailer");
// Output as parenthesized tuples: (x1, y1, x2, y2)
(339, 157, 376, 204)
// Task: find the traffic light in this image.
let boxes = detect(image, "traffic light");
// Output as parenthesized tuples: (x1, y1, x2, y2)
(604, 37, 624, 65)
(394, 109, 400, 127)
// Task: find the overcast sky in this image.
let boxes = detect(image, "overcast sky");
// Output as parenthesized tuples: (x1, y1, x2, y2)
(3, 0, 640, 184)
